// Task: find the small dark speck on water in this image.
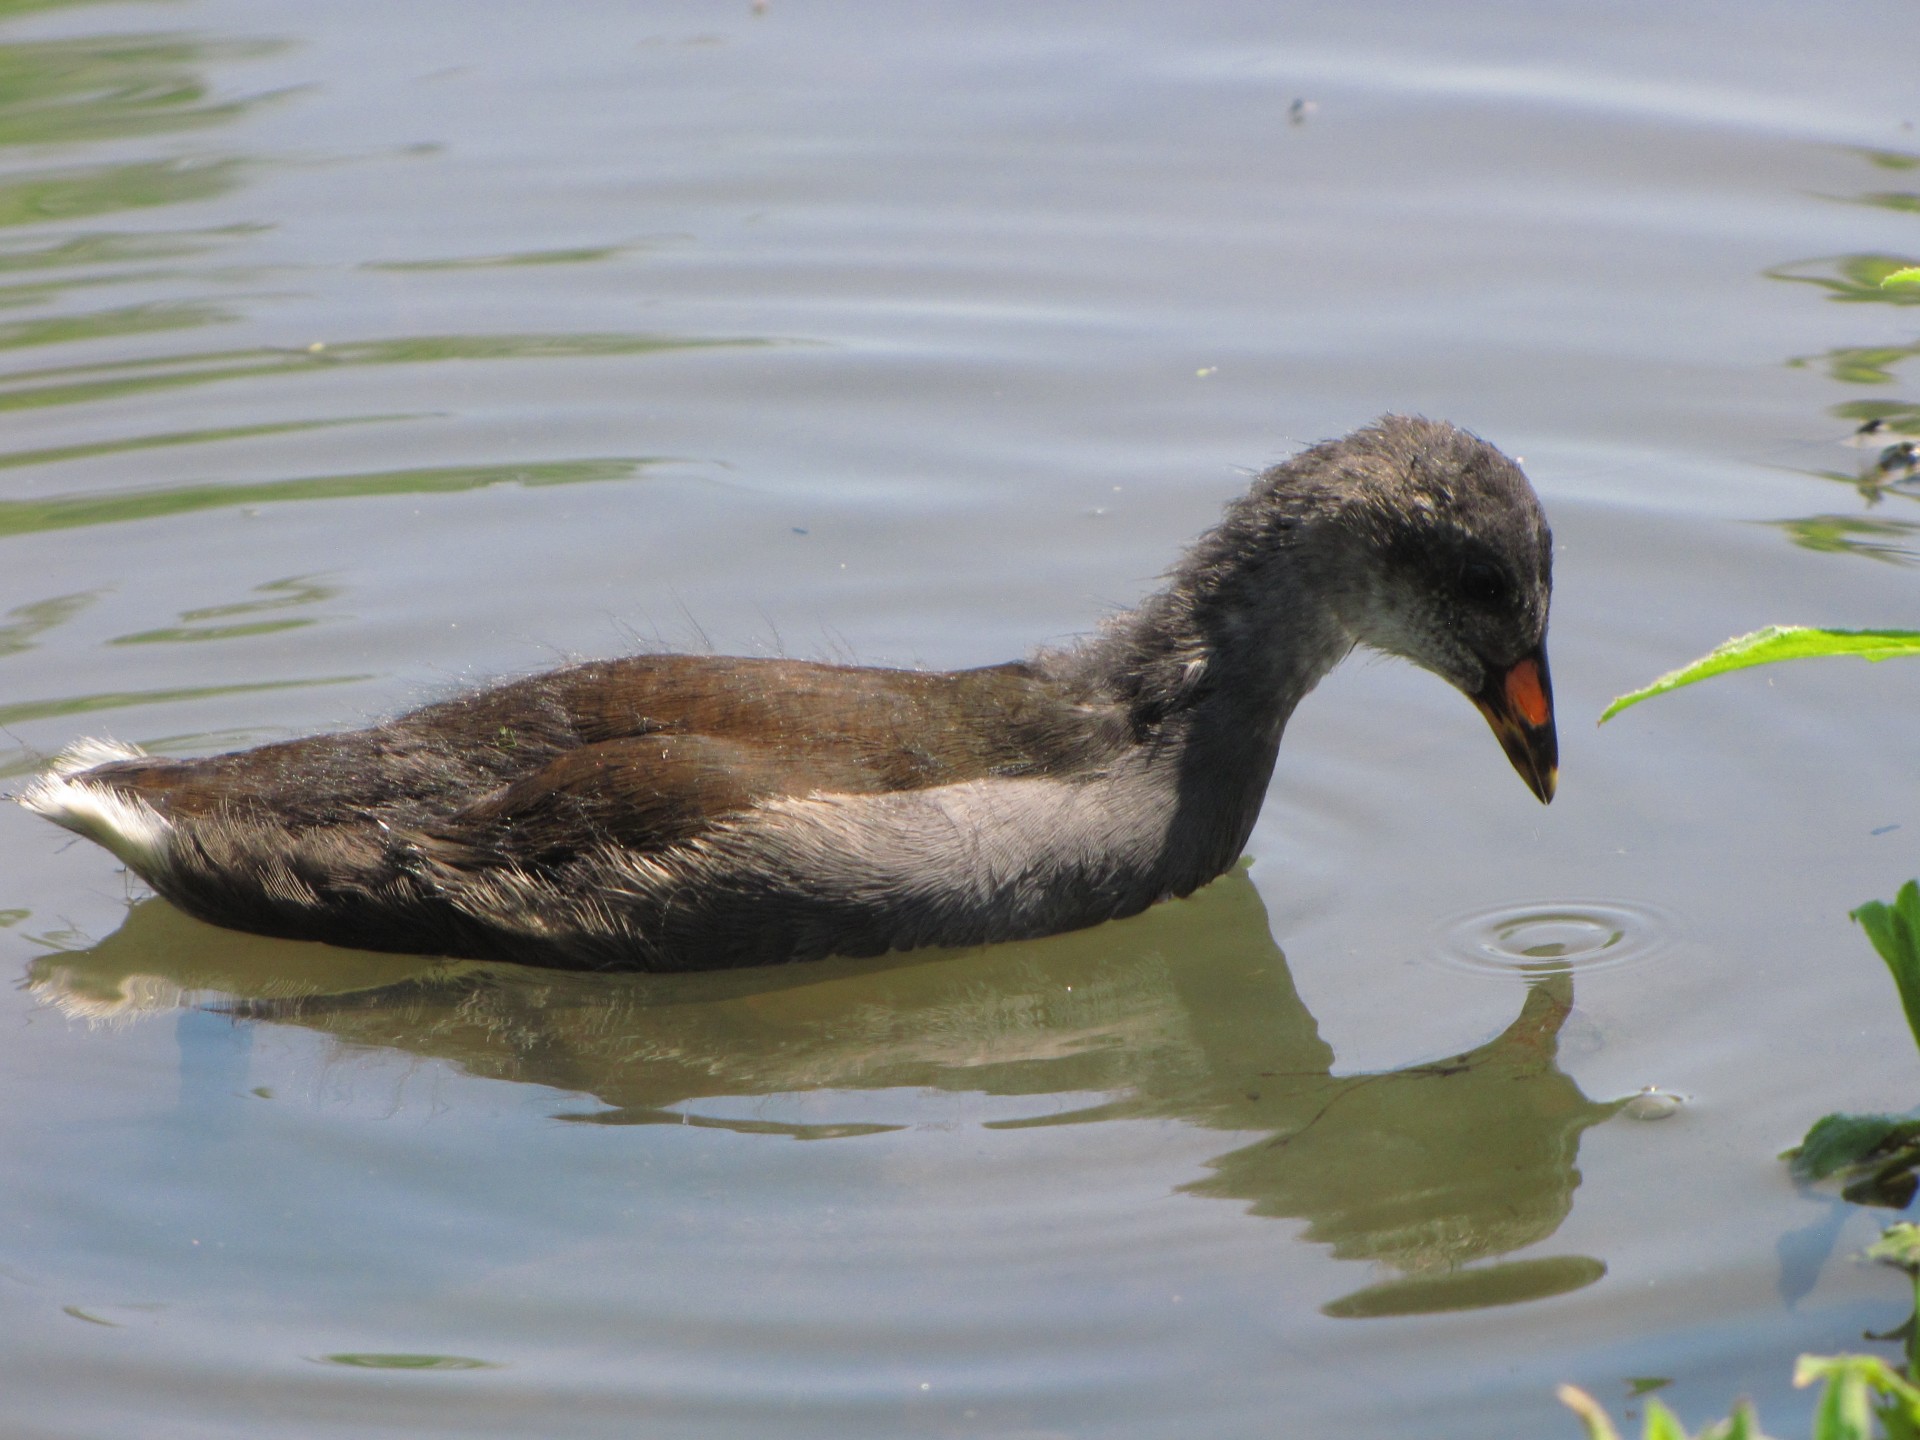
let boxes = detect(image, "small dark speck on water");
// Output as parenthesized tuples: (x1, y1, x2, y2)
(1873, 823, 1901, 836)
(791, 527, 808, 535)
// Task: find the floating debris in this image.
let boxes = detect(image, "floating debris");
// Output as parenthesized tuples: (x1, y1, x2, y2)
(1876, 440, 1920, 477)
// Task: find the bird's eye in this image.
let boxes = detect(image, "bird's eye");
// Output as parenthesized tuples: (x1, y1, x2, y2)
(1459, 561, 1509, 606)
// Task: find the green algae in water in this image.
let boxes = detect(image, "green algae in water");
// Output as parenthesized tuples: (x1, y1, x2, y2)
(0, 456, 659, 537)
(315, 1353, 499, 1371)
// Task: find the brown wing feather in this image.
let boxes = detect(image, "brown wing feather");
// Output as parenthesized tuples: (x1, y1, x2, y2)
(494, 654, 1097, 781)
(417, 731, 893, 866)
(82, 655, 1118, 844)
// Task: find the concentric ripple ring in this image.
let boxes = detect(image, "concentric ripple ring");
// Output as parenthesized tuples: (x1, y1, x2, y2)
(1432, 900, 1674, 977)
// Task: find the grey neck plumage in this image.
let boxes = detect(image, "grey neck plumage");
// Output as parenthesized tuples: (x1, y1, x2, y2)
(1038, 462, 1360, 893)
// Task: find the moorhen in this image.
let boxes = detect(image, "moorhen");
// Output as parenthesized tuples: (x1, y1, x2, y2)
(22, 415, 1556, 971)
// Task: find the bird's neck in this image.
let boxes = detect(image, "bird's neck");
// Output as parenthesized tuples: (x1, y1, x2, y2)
(1076, 490, 1357, 727)
(1046, 504, 1358, 885)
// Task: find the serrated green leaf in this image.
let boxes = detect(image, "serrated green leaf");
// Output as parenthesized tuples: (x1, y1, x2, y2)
(1601, 627, 1920, 722)
(1886, 267, 1920, 286)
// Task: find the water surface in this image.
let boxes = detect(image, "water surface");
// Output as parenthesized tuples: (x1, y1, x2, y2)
(3, 2, 1918, 1435)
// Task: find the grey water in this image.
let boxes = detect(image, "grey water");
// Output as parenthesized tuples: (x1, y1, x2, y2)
(1, 1, 1917, 1435)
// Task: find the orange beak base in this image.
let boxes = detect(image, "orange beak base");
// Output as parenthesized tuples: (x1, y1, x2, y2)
(1470, 645, 1558, 804)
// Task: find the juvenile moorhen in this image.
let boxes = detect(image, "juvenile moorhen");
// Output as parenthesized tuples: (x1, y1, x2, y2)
(23, 415, 1556, 971)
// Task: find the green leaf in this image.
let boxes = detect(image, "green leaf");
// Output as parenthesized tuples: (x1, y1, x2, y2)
(1878, 1366, 1920, 1423)
(1798, 1357, 1874, 1440)
(1643, 1399, 1691, 1440)
(1886, 267, 1920, 286)
(1557, 1385, 1625, 1440)
(1698, 1402, 1773, 1440)
(1855, 883, 1920, 1055)
(1600, 627, 1920, 722)
(1868, 1222, 1920, 1274)
(1789, 1112, 1920, 1183)
(1881, 1398, 1920, 1440)
(1797, 1356, 1920, 1438)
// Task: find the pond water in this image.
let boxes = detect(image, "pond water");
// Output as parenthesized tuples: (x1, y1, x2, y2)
(2, 1, 1917, 1435)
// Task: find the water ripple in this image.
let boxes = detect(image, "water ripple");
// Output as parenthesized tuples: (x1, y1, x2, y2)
(1432, 900, 1675, 978)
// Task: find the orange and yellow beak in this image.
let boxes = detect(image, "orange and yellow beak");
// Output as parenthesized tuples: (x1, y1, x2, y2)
(1471, 644, 1557, 804)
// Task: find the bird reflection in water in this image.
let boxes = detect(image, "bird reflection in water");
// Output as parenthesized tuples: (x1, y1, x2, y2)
(27, 866, 1624, 1317)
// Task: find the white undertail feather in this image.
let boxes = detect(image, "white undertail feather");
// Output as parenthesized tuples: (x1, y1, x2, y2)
(47, 736, 146, 776)
(18, 738, 175, 879)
